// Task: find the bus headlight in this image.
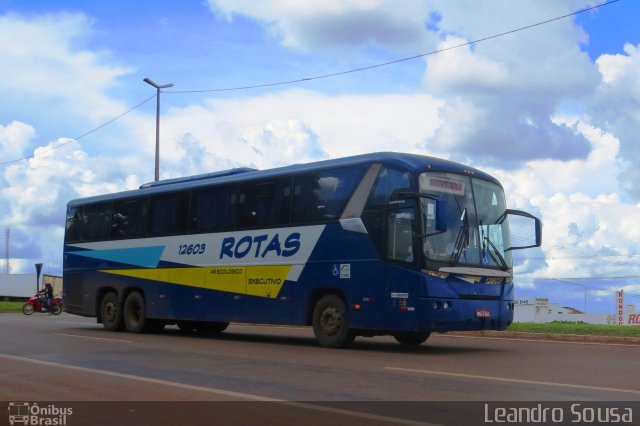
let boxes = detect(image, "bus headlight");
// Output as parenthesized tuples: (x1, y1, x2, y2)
(432, 300, 452, 311)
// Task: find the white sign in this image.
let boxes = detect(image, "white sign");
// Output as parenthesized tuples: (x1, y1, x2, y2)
(339, 264, 351, 279)
(616, 290, 624, 325)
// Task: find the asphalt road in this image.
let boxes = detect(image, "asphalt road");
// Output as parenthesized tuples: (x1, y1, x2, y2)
(1, 313, 639, 425)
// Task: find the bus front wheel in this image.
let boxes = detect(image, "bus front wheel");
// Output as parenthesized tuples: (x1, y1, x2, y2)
(393, 331, 431, 346)
(312, 295, 355, 348)
(100, 292, 124, 332)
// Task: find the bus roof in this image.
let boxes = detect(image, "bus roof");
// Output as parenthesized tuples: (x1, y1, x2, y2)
(67, 152, 501, 207)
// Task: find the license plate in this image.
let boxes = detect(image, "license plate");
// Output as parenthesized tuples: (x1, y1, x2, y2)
(476, 309, 491, 318)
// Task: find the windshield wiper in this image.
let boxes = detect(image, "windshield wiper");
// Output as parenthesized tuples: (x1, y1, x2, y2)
(449, 208, 468, 266)
(481, 223, 508, 270)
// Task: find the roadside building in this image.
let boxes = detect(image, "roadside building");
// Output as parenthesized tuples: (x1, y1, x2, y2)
(514, 297, 638, 325)
(0, 274, 62, 301)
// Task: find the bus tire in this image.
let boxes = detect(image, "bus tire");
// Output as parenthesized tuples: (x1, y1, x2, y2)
(123, 291, 151, 334)
(393, 331, 431, 346)
(312, 295, 355, 348)
(100, 292, 124, 331)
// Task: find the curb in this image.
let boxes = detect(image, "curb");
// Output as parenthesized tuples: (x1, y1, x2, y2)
(455, 330, 640, 345)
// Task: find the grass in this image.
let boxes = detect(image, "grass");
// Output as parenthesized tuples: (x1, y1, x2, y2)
(0, 301, 24, 313)
(508, 321, 640, 338)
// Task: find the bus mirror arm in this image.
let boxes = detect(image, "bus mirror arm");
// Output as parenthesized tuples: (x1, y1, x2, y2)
(497, 209, 542, 251)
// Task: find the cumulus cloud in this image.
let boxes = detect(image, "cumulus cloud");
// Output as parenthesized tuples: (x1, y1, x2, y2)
(204, 0, 614, 173)
(0, 121, 35, 161)
(156, 90, 443, 178)
(2, 138, 137, 225)
(207, 0, 435, 53)
(1, 136, 141, 272)
(421, 0, 600, 167)
(590, 43, 640, 200)
(0, 13, 131, 125)
(427, 91, 591, 165)
(491, 120, 640, 282)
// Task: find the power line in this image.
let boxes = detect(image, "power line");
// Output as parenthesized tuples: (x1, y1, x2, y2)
(521, 275, 640, 281)
(516, 276, 640, 297)
(548, 275, 640, 280)
(550, 279, 640, 297)
(0, 94, 157, 167)
(167, 0, 620, 94)
(514, 257, 640, 269)
(511, 234, 640, 269)
(515, 255, 640, 259)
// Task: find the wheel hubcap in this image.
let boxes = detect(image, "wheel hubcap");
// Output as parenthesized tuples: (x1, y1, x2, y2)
(321, 307, 341, 336)
(104, 303, 116, 321)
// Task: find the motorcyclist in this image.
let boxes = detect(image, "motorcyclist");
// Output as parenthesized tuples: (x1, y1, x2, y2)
(43, 283, 54, 312)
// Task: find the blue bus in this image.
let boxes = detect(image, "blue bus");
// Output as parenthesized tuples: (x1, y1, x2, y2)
(63, 152, 541, 347)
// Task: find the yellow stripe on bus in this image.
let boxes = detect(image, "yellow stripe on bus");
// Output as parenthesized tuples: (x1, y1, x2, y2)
(100, 265, 292, 299)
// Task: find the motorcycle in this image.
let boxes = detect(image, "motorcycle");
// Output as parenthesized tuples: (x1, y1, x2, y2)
(22, 291, 63, 315)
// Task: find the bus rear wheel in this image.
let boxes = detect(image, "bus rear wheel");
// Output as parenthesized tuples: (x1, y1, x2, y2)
(312, 295, 355, 348)
(123, 291, 164, 333)
(100, 292, 124, 331)
(393, 331, 431, 346)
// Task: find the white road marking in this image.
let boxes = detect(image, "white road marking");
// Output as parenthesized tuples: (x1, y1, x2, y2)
(440, 333, 640, 347)
(55, 321, 101, 326)
(54, 333, 133, 343)
(385, 367, 640, 395)
(0, 353, 436, 426)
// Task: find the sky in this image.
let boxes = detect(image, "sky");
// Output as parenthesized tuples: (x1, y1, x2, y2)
(1, 0, 639, 313)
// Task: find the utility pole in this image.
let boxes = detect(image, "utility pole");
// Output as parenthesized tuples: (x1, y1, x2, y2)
(143, 77, 174, 181)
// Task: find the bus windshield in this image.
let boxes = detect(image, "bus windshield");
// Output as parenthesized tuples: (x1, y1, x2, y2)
(420, 172, 512, 270)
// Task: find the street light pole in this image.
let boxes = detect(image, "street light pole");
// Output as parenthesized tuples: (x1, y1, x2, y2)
(143, 77, 174, 181)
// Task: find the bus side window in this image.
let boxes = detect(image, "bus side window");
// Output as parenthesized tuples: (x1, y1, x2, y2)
(112, 199, 147, 239)
(148, 192, 189, 236)
(238, 178, 291, 229)
(65, 207, 81, 243)
(191, 185, 238, 233)
(292, 167, 363, 223)
(81, 203, 112, 241)
(366, 167, 412, 207)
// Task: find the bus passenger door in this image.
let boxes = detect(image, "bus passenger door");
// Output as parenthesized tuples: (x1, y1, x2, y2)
(384, 205, 422, 329)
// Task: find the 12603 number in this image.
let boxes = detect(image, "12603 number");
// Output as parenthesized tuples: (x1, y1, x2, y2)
(179, 243, 206, 255)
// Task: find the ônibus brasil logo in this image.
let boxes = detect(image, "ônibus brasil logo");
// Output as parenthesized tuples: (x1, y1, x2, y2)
(8, 402, 73, 426)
